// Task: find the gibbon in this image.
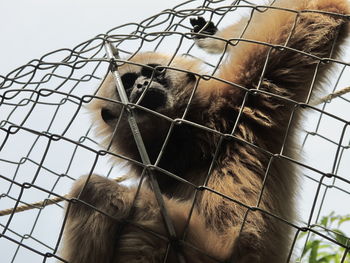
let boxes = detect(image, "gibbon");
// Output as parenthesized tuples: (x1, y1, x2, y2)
(59, 0, 349, 262)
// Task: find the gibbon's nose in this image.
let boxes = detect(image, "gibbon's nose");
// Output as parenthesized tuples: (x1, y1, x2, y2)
(136, 80, 149, 89)
(101, 108, 117, 123)
(129, 75, 168, 111)
(129, 79, 167, 111)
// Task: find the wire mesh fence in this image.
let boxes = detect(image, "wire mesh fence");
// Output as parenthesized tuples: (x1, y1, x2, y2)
(0, 0, 350, 262)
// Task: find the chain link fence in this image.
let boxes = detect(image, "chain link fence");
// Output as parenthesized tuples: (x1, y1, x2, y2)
(0, 0, 349, 262)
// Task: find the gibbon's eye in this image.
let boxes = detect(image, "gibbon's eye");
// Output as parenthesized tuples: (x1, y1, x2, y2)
(121, 73, 138, 89)
(187, 72, 197, 83)
(141, 64, 165, 78)
(101, 108, 117, 123)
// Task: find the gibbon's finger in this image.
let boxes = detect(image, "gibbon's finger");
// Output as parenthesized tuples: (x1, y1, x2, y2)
(190, 16, 218, 37)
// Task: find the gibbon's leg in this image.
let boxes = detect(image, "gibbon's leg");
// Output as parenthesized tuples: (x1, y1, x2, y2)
(59, 175, 135, 263)
(60, 175, 233, 263)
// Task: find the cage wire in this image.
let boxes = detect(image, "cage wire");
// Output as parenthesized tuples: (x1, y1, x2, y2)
(0, 0, 350, 262)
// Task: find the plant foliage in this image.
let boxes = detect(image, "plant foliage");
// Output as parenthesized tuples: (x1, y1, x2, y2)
(298, 212, 350, 263)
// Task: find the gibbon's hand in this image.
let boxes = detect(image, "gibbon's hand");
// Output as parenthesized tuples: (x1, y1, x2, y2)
(190, 16, 218, 38)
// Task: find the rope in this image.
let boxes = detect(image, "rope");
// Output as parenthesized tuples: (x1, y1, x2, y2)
(1, 86, 349, 218)
(1, 86, 349, 217)
(0, 176, 127, 217)
(312, 86, 350, 106)
(0, 195, 66, 216)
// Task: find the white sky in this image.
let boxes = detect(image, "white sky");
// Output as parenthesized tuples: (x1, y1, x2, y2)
(0, 0, 177, 75)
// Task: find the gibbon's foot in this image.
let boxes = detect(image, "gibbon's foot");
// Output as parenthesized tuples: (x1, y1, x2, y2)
(68, 174, 132, 219)
(231, 230, 262, 263)
(190, 16, 218, 38)
(61, 175, 135, 263)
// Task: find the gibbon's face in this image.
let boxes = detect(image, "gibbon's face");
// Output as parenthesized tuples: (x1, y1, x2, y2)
(90, 52, 218, 181)
(98, 53, 201, 122)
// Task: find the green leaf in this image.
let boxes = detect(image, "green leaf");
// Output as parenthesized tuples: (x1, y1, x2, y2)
(332, 229, 349, 246)
(302, 240, 314, 258)
(338, 215, 350, 226)
(309, 240, 321, 263)
(334, 252, 342, 263)
(299, 231, 308, 239)
(317, 253, 336, 263)
(321, 216, 329, 227)
(297, 212, 350, 262)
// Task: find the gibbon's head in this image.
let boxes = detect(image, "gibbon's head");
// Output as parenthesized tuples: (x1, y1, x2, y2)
(89, 52, 229, 185)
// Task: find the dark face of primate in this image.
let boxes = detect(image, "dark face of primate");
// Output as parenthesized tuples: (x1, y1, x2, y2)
(93, 53, 224, 194)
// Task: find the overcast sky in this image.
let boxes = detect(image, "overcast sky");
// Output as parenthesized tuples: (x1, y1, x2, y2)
(0, 0, 178, 75)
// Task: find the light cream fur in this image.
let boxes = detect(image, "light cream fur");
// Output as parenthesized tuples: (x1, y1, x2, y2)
(59, 0, 349, 262)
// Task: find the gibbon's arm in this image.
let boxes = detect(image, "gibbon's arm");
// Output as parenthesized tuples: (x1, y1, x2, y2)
(197, 0, 349, 105)
(60, 175, 232, 263)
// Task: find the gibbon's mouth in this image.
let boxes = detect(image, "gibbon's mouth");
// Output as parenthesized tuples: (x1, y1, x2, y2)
(132, 88, 167, 110)
(100, 88, 167, 124)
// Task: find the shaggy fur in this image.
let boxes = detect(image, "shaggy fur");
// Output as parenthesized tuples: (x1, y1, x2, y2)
(59, 0, 349, 262)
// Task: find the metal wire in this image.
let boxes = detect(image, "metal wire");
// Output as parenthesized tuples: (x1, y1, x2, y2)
(0, 0, 350, 262)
